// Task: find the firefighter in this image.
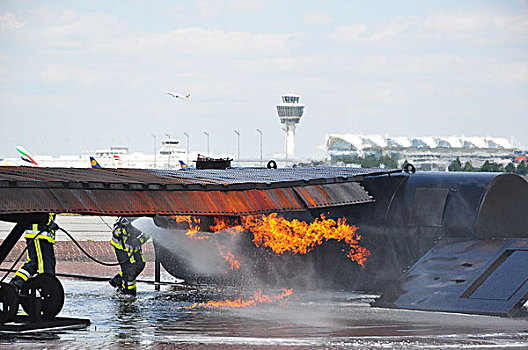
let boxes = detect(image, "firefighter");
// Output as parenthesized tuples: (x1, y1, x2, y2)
(108, 217, 150, 296)
(10, 213, 59, 291)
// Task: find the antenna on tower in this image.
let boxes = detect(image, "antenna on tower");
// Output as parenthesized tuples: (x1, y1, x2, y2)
(276, 91, 305, 160)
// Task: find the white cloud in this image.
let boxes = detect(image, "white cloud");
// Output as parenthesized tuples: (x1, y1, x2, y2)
(486, 62, 528, 83)
(420, 84, 474, 98)
(193, 0, 269, 19)
(102, 27, 300, 56)
(329, 24, 367, 42)
(41, 64, 107, 87)
(0, 12, 26, 33)
(303, 11, 331, 25)
(423, 11, 489, 32)
(43, 11, 126, 39)
(492, 11, 528, 33)
(329, 10, 528, 44)
(32, 9, 299, 56)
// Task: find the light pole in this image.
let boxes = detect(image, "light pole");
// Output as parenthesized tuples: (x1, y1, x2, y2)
(204, 131, 210, 156)
(183, 132, 190, 164)
(234, 129, 240, 165)
(151, 134, 156, 168)
(165, 133, 171, 168)
(256, 129, 263, 166)
(125, 136, 130, 166)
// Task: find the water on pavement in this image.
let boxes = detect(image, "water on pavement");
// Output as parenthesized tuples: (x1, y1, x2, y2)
(1, 278, 527, 349)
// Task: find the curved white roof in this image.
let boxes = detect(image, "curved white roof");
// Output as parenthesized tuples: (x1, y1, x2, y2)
(327, 134, 519, 150)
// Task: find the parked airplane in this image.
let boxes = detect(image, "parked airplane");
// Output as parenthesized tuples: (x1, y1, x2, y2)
(179, 160, 188, 169)
(166, 91, 190, 99)
(90, 157, 101, 168)
(15, 146, 38, 166)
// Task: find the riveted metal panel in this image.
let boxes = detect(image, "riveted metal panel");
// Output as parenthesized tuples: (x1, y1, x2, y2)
(0, 166, 384, 216)
(0, 188, 61, 213)
(293, 182, 373, 208)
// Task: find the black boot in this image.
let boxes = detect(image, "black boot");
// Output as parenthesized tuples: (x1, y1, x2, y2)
(117, 286, 137, 296)
(108, 275, 121, 288)
(9, 279, 24, 293)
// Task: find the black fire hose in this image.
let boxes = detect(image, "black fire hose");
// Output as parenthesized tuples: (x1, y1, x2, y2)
(0, 268, 187, 288)
(0, 226, 190, 292)
(0, 229, 46, 283)
(0, 226, 133, 283)
(58, 227, 130, 266)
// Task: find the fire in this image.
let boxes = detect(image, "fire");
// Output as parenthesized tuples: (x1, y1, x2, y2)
(173, 215, 203, 239)
(209, 217, 243, 235)
(184, 288, 293, 309)
(214, 242, 241, 270)
(172, 213, 370, 268)
(173, 216, 242, 270)
(242, 213, 370, 266)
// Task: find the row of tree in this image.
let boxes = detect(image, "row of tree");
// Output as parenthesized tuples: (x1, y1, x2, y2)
(448, 157, 528, 175)
(335, 155, 399, 169)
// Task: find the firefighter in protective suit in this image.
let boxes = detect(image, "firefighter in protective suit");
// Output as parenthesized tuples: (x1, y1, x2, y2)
(10, 213, 59, 291)
(108, 217, 150, 295)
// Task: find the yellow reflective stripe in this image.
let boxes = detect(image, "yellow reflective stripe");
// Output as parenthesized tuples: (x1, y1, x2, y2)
(111, 239, 138, 253)
(24, 231, 39, 239)
(123, 282, 137, 290)
(32, 224, 38, 231)
(15, 270, 30, 281)
(140, 252, 145, 263)
(111, 239, 123, 250)
(129, 255, 136, 264)
(25, 231, 55, 244)
(35, 239, 44, 273)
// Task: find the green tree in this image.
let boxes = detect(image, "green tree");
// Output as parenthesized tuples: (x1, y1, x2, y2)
(517, 160, 527, 175)
(504, 162, 516, 173)
(448, 157, 462, 171)
(379, 156, 398, 169)
(462, 161, 475, 172)
(479, 161, 503, 172)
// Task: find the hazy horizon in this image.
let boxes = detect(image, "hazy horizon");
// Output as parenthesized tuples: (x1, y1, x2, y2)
(1, 1, 526, 159)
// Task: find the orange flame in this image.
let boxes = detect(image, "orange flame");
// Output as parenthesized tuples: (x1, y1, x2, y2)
(242, 213, 370, 266)
(214, 242, 241, 270)
(174, 215, 203, 239)
(184, 288, 293, 309)
(173, 213, 370, 267)
(209, 217, 243, 235)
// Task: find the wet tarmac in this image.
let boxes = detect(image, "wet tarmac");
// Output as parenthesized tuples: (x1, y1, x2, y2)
(1, 278, 527, 349)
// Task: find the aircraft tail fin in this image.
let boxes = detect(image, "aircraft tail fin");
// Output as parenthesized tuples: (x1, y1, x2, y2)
(16, 146, 38, 166)
(90, 156, 101, 168)
(179, 160, 188, 169)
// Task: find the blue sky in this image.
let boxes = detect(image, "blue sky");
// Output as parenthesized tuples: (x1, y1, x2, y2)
(0, 0, 526, 159)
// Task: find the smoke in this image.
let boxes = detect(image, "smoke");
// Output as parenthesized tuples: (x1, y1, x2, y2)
(132, 216, 365, 292)
(132, 217, 241, 276)
(132, 217, 320, 289)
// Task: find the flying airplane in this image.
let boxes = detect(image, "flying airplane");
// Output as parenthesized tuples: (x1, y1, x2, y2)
(15, 145, 38, 166)
(166, 91, 190, 99)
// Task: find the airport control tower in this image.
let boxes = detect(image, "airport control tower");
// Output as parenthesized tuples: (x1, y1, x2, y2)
(276, 91, 305, 160)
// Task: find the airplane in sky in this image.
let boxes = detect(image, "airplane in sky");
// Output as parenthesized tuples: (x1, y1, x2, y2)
(166, 91, 190, 99)
(15, 145, 38, 166)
